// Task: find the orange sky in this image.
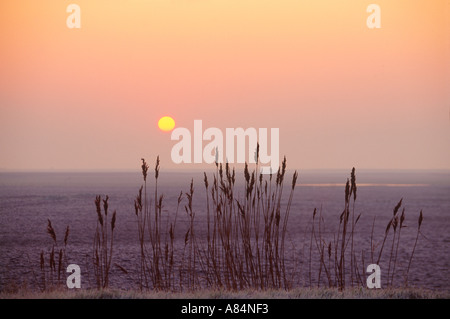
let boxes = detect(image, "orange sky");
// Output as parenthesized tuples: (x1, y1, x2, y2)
(0, 0, 449, 171)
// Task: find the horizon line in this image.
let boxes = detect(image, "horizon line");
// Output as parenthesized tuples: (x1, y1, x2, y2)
(1, 167, 450, 173)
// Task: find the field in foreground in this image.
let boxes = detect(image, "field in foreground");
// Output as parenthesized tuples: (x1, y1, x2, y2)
(1, 287, 449, 299)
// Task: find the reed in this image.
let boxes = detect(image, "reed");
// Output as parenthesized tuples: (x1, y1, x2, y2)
(390, 208, 405, 286)
(128, 160, 426, 291)
(33, 158, 427, 293)
(38, 219, 70, 291)
(92, 195, 116, 289)
(307, 169, 425, 290)
(404, 210, 424, 286)
(198, 155, 299, 290)
(334, 175, 356, 290)
(135, 157, 181, 291)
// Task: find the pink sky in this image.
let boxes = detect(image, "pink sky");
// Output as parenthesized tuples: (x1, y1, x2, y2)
(0, 1, 449, 171)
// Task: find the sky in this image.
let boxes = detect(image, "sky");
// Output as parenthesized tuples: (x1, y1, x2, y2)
(0, 0, 449, 172)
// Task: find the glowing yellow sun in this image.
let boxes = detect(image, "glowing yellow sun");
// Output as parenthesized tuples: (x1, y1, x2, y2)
(158, 116, 175, 132)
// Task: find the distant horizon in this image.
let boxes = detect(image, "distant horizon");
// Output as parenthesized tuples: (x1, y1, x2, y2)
(1, 167, 450, 173)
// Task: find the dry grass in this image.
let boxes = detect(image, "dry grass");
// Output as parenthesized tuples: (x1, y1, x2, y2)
(1, 287, 448, 299)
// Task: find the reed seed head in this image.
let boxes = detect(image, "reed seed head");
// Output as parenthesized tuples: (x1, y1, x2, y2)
(141, 158, 148, 182)
(134, 201, 139, 216)
(40, 251, 44, 270)
(155, 155, 160, 180)
(244, 162, 250, 184)
(351, 167, 357, 201)
(400, 208, 406, 228)
(292, 171, 298, 190)
(95, 196, 104, 226)
(345, 179, 350, 203)
(204, 172, 209, 188)
(103, 195, 109, 216)
(47, 219, 56, 243)
(394, 198, 403, 216)
(189, 178, 194, 196)
(111, 210, 116, 231)
(64, 226, 70, 246)
(278, 156, 286, 185)
(134, 187, 143, 215)
(418, 210, 423, 229)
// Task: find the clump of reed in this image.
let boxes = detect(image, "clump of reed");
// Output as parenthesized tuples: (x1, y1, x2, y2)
(38, 219, 70, 291)
(309, 168, 426, 290)
(135, 157, 182, 291)
(92, 195, 116, 289)
(200, 156, 298, 290)
(370, 198, 424, 288)
(36, 157, 426, 293)
(130, 157, 426, 292)
(309, 168, 364, 290)
(134, 148, 299, 292)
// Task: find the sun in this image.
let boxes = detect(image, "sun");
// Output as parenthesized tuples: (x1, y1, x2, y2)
(158, 116, 176, 132)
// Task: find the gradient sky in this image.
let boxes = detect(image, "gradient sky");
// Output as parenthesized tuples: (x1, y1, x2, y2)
(0, 0, 449, 171)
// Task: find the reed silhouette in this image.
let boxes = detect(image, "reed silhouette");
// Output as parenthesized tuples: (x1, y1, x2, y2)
(33, 155, 426, 293)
